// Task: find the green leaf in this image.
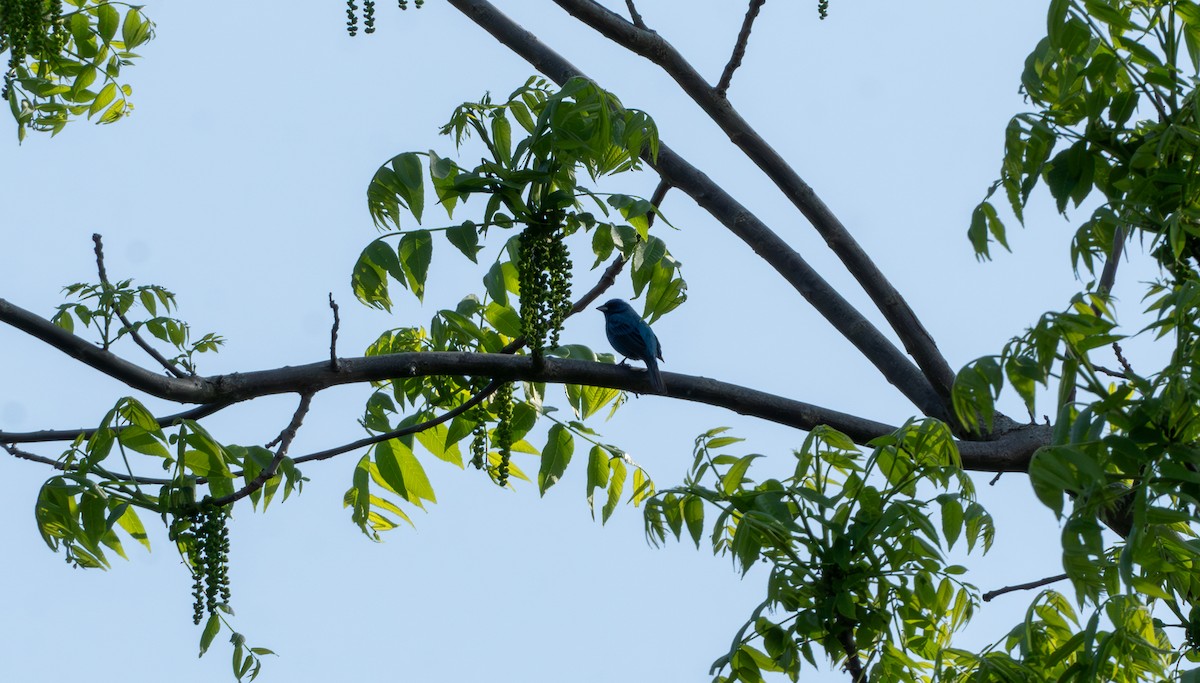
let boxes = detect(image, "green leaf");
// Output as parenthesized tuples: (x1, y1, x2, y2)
(71, 65, 97, 97)
(97, 4, 120, 43)
(509, 100, 535, 132)
(414, 422, 464, 468)
(730, 517, 761, 574)
(951, 356, 1002, 434)
(630, 467, 654, 507)
(79, 490, 107, 548)
(374, 439, 436, 508)
(121, 9, 151, 48)
(586, 445, 610, 519)
(484, 302, 523, 338)
(445, 221, 481, 262)
(643, 267, 687, 324)
(566, 383, 622, 420)
(351, 246, 391, 311)
(199, 614, 220, 657)
(722, 454, 762, 495)
(244, 445, 284, 510)
(116, 424, 170, 457)
(115, 504, 150, 551)
(69, 12, 92, 46)
(684, 495, 704, 548)
(392, 152, 425, 223)
(491, 114, 512, 167)
(429, 151, 461, 217)
(485, 259, 523, 305)
(538, 424, 574, 496)
(1044, 141, 1093, 214)
(603, 457, 626, 523)
(398, 230, 433, 301)
(968, 201, 1007, 259)
(940, 496, 964, 550)
(346, 456, 375, 539)
(630, 237, 667, 297)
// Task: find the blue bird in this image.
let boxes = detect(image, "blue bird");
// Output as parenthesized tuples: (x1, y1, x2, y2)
(596, 298, 665, 393)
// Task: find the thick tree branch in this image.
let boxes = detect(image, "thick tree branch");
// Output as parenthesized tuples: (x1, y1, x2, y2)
(1, 291, 1046, 471)
(650, 146, 949, 421)
(548, 0, 958, 402)
(92, 233, 189, 378)
(715, 0, 766, 97)
(444, 0, 952, 424)
(0, 297, 209, 397)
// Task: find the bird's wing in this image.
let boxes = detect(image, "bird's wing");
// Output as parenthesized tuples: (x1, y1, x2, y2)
(607, 315, 648, 360)
(647, 327, 663, 362)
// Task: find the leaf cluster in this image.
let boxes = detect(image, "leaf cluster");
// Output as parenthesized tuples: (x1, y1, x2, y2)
(353, 77, 684, 325)
(348, 329, 652, 538)
(52, 278, 224, 373)
(3, 0, 151, 140)
(647, 421, 991, 682)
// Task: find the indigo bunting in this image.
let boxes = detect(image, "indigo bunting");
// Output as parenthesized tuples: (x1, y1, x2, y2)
(596, 298, 665, 393)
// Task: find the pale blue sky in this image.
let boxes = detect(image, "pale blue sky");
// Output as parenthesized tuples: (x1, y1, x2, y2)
(0, 2, 1164, 681)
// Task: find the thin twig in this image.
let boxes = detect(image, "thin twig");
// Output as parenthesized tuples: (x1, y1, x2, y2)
(989, 471, 1003, 486)
(1098, 226, 1125, 296)
(92, 234, 188, 378)
(209, 392, 314, 507)
(1112, 342, 1134, 377)
(293, 381, 502, 465)
(982, 573, 1068, 602)
(0, 400, 233, 444)
(648, 177, 671, 223)
(623, 0, 646, 28)
(2, 442, 172, 485)
(329, 293, 341, 371)
(716, 0, 766, 97)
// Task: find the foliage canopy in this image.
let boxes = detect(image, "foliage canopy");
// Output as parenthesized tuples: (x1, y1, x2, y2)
(9, 1, 1200, 682)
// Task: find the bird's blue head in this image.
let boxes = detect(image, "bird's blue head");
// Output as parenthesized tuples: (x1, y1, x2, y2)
(596, 298, 635, 316)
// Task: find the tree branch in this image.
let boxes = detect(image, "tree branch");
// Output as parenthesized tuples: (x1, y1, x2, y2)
(623, 0, 646, 29)
(293, 379, 502, 466)
(715, 0, 766, 97)
(444, 0, 952, 424)
(328, 293, 341, 371)
(0, 400, 234, 444)
(209, 392, 313, 507)
(1098, 226, 1125, 296)
(92, 233, 189, 378)
(0, 296, 209, 398)
(2, 441, 173, 485)
(547, 0, 958, 402)
(982, 573, 1068, 602)
(1, 291, 1047, 471)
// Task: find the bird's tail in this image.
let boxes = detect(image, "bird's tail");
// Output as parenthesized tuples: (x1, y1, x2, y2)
(646, 358, 665, 393)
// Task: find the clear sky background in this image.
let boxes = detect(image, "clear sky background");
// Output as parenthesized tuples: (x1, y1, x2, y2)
(0, 2, 1168, 681)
